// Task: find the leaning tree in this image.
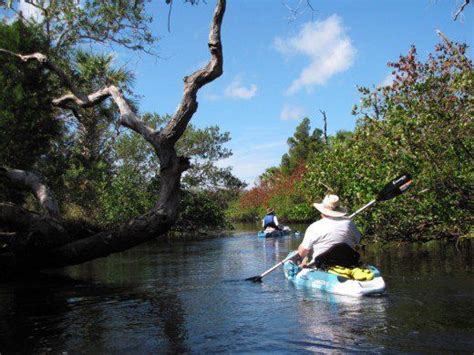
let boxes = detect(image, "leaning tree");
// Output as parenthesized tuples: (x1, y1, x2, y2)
(0, 0, 226, 278)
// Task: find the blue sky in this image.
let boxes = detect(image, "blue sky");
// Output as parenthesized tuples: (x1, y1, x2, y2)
(16, 1, 474, 185)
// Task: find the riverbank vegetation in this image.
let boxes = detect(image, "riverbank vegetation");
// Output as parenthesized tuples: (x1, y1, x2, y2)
(0, 0, 471, 279)
(229, 38, 473, 242)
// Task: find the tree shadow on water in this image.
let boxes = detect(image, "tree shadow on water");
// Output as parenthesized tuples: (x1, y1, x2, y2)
(0, 272, 189, 353)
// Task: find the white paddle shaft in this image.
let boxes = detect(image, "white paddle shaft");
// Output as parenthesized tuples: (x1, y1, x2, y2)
(258, 255, 295, 278)
(349, 199, 376, 219)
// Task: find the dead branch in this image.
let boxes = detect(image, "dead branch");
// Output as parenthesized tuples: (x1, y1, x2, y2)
(319, 109, 328, 145)
(160, 0, 225, 147)
(453, 0, 470, 21)
(435, 29, 464, 58)
(0, 0, 227, 275)
(0, 49, 157, 145)
(0, 49, 89, 102)
(436, 30, 453, 49)
(0, 167, 60, 220)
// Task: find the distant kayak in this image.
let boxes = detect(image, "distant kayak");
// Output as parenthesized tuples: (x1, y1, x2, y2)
(283, 256, 386, 297)
(258, 226, 291, 238)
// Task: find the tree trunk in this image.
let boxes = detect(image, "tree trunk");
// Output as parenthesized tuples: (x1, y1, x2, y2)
(0, 0, 226, 279)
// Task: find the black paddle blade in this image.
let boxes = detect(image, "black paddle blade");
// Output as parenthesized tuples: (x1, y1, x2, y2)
(245, 276, 263, 282)
(376, 173, 412, 201)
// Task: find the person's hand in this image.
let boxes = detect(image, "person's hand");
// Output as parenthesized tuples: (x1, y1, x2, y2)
(289, 252, 302, 264)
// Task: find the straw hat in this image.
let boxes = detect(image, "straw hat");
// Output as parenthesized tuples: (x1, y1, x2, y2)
(266, 207, 275, 214)
(313, 195, 348, 217)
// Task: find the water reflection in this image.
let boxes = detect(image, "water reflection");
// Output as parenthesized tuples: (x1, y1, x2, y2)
(0, 229, 472, 353)
(0, 273, 189, 353)
(289, 282, 389, 352)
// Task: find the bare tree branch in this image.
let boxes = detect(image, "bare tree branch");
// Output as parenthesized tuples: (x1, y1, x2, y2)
(160, 0, 225, 146)
(0, 167, 60, 220)
(0, 48, 157, 145)
(0, 49, 88, 102)
(108, 86, 156, 143)
(319, 109, 328, 145)
(0, 0, 227, 275)
(167, 0, 174, 32)
(453, 0, 470, 20)
(436, 29, 460, 57)
(0, 0, 226, 154)
(436, 29, 452, 45)
(283, 0, 316, 22)
(52, 87, 111, 107)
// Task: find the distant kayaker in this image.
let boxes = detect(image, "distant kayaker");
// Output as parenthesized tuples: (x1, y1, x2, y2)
(295, 195, 362, 268)
(262, 208, 280, 233)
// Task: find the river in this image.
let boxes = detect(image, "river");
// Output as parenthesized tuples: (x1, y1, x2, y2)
(0, 226, 472, 353)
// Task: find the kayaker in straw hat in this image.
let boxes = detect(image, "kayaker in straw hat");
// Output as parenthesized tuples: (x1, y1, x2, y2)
(262, 207, 281, 233)
(295, 194, 362, 268)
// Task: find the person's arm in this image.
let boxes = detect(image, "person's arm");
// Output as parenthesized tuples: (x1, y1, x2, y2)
(273, 216, 280, 229)
(297, 244, 311, 267)
(262, 218, 265, 228)
(297, 222, 323, 266)
(295, 227, 314, 266)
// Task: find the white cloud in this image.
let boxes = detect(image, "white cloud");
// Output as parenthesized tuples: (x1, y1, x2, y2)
(380, 73, 395, 87)
(280, 103, 305, 120)
(217, 140, 286, 185)
(274, 15, 356, 94)
(224, 77, 257, 100)
(18, 0, 44, 21)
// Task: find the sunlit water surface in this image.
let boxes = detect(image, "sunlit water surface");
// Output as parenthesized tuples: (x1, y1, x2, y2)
(0, 227, 472, 353)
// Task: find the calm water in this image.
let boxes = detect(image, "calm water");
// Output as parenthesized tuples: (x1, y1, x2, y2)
(0, 227, 472, 353)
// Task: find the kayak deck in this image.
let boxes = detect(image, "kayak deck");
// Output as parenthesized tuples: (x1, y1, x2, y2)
(257, 229, 290, 238)
(283, 260, 386, 297)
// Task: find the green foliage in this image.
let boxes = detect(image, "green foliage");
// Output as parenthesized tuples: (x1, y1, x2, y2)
(41, 50, 135, 221)
(281, 117, 323, 175)
(0, 21, 62, 202)
(2, 0, 157, 55)
(176, 190, 230, 232)
(0, 5, 238, 236)
(96, 116, 158, 224)
(233, 40, 473, 242)
(230, 117, 325, 223)
(0, 21, 60, 169)
(98, 164, 156, 223)
(96, 113, 245, 230)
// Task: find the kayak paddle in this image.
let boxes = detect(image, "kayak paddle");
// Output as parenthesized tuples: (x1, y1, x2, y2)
(245, 173, 412, 282)
(347, 173, 413, 218)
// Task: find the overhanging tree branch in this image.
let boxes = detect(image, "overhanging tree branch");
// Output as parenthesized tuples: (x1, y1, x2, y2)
(160, 0, 225, 147)
(453, 0, 470, 21)
(0, 167, 60, 220)
(0, 49, 157, 145)
(0, 0, 227, 275)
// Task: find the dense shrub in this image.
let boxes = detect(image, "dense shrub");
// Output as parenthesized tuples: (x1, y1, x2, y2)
(231, 39, 473, 242)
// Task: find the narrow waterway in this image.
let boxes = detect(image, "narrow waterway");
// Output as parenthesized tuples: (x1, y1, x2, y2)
(0, 228, 472, 353)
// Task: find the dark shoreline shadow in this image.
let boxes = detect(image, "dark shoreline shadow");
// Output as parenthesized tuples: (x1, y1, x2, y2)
(0, 272, 190, 354)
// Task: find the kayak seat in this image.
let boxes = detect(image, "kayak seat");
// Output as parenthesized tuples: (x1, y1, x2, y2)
(313, 243, 361, 269)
